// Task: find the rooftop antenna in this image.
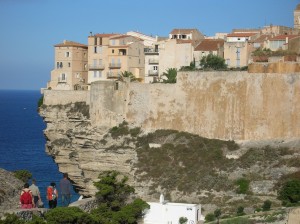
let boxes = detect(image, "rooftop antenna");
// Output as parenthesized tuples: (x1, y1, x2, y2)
(90, 31, 93, 36)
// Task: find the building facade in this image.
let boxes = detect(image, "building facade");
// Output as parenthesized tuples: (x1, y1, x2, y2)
(194, 39, 224, 68)
(224, 32, 258, 67)
(87, 34, 145, 83)
(47, 40, 88, 90)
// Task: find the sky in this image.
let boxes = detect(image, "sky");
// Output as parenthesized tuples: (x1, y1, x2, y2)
(0, 0, 299, 90)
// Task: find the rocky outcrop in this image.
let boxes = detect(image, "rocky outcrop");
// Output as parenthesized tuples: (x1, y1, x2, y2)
(39, 71, 300, 214)
(0, 168, 24, 216)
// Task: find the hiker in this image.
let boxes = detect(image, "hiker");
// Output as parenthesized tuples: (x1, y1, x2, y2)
(20, 183, 34, 209)
(47, 182, 58, 209)
(59, 173, 72, 207)
(29, 179, 42, 207)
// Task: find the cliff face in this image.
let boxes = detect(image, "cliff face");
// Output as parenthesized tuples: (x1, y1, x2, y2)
(40, 71, 300, 213)
(0, 168, 23, 216)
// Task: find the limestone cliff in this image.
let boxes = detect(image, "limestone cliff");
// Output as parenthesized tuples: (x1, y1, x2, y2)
(40, 71, 300, 213)
(0, 168, 23, 216)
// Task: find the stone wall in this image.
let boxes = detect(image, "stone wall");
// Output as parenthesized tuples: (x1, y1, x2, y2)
(248, 61, 300, 73)
(90, 71, 300, 141)
(43, 90, 90, 106)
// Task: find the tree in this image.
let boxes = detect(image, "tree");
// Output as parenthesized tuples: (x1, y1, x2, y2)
(200, 54, 227, 70)
(214, 208, 222, 224)
(179, 61, 196, 71)
(121, 71, 137, 82)
(162, 68, 177, 83)
(92, 170, 149, 223)
(262, 200, 272, 211)
(94, 171, 135, 210)
(278, 179, 300, 205)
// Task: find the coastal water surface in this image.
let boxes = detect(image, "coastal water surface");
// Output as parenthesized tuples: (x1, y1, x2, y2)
(0, 90, 79, 207)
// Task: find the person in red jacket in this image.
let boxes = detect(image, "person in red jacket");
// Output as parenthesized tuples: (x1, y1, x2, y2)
(20, 183, 34, 209)
(47, 182, 58, 209)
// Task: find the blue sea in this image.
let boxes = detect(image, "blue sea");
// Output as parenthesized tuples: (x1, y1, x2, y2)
(0, 90, 79, 207)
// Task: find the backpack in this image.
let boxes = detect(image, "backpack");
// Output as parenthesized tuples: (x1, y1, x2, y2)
(47, 186, 57, 200)
(47, 186, 53, 200)
(20, 190, 32, 204)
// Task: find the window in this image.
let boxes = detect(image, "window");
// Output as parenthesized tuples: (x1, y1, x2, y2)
(66, 52, 70, 57)
(61, 73, 66, 80)
(112, 49, 114, 53)
(60, 62, 63, 68)
(99, 71, 102, 78)
(94, 47, 97, 53)
(56, 62, 59, 69)
(111, 40, 115, 45)
(76, 73, 80, 78)
(153, 66, 158, 70)
(68, 62, 71, 67)
(93, 71, 97, 78)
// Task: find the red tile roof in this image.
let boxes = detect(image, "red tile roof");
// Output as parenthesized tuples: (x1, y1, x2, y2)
(170, 29, 198, 35)
(54, 40, 87, 48)
(194, 39, 224, 51)
(252, 34, 272, 43)
(269, 34, 300, 41)
(227, 33, 257, 37)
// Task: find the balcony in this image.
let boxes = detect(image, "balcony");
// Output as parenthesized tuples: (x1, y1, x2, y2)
(107, 71, 121, 79)
(144, 48, 159, 55)
(148, 70, 159, 76)
(148, 59, 159, 64)
(89, 64, 105, 70)
(58, 77, 67, 83)
(109, 63, 121, 68)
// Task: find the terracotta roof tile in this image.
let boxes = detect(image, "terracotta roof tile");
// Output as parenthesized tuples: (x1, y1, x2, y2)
(269, 34, 300, 41)
(54, 40, 87, 48)
(252, 34, 272, 43)
(194, 39, 224, 51)
(227, 33, 257, 37)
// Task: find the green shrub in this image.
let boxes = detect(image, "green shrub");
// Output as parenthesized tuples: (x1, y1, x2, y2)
(278, 179, 300, 204)
(37, 95, 43, 108)
(13, 170, 32, 183)
(236, 206, 245, 216)
(262, 200, 272, 211)
(179, 217, 188, 224)
(0, 213, 25, 224)
(44, 207, 87, 223)
(235, 178, 250, 194)
(205, 213, 216, 222)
